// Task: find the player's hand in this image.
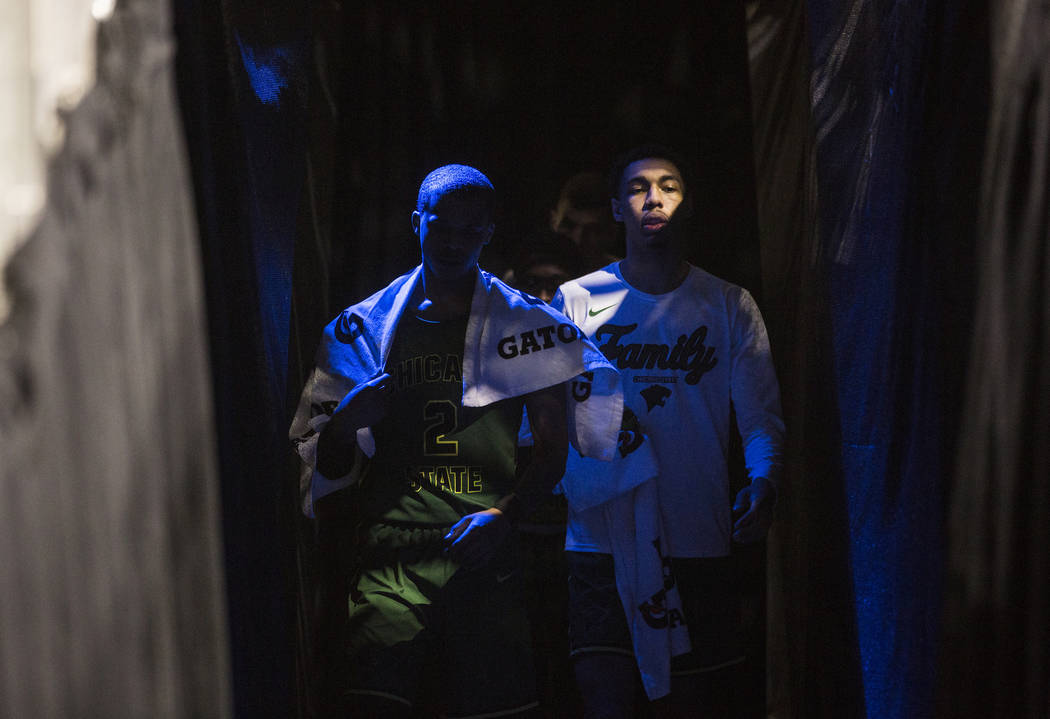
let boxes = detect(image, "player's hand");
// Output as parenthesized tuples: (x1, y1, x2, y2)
(316, 373, 392, 478)
(732, 477, 777, 544)
(326, 372, 393, 440)
(443, 508, 511, 569)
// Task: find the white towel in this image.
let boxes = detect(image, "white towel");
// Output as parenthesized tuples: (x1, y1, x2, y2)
(560, 431, 692, 700)
(290, 265, 623, 516)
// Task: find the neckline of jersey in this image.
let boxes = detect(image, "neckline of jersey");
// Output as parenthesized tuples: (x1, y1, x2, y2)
(611, 261, 695, 302)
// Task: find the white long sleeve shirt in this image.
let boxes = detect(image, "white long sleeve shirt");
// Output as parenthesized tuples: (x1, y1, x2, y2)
(554, 262, 785, 557)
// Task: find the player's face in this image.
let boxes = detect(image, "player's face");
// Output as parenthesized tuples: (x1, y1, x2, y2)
(611, 158, 690, 249)
(551, 203, 608, 248)
(413, 191, 494, 282)
(519, 262, 571, 303)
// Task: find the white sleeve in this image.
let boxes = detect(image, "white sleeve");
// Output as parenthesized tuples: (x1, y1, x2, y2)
(729, 289, 786, 490)
(550, 286, 569, 315)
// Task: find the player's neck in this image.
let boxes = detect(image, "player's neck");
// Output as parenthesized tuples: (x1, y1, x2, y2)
(416, 265, 475, 320)
(620, 253, 689, 295)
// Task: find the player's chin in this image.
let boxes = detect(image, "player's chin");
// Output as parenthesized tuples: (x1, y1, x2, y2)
(640, 221, 668, 235)
(426, 255, 474, 279)
(637, 230, 673, 247)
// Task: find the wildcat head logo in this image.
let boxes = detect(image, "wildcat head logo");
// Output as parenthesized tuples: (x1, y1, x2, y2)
(640, 384, 672, 412)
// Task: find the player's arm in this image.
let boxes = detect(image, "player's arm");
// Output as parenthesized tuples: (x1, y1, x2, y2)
(497, 382, 569, 521)
(444, 383, 569, 567)
(315, 372, 392, 479)
(729, 290, 785, 543)
(732, 474, 778, 543)
(732, 421, 783, 544)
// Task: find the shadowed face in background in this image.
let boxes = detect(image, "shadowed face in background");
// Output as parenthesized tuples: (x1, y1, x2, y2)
(412, 190, 494, 282)
(549, 171, 618, 262)
(551, 203, 608, 248)
(518, 262, 571, 302)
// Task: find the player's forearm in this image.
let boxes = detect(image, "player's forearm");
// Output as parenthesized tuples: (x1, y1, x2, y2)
(316, 422, 357, 479)
(495, 443, 567, 524)
(758, 462, 782, 491)
(497, 382, 568, 523)
(742, 426, 783, 489)
(747, 474, 780, 510)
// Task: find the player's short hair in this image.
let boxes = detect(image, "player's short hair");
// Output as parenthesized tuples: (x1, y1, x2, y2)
(510, 230, 583, 281)
(556, 171, 608, 212)
(608, 144, 693, 199)
(416, 164, 495, 214)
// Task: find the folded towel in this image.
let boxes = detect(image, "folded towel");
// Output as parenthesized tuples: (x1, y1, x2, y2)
(290, 265, 623, 516)
(560, 427, 691, 700)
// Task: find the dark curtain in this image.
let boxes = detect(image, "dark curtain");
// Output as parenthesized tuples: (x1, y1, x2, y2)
(941, 1, 1050, 717)
(746, 0, 1050, 717)
(748, 0, 988, 716)
(746, 2, 865, 716)
(804, 0, 952, 716)
(174, 0, 310, 715)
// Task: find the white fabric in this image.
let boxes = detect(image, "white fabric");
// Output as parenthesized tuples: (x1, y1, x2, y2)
(0, 2, 231, 714)
(2, 0, 108, 320)
(555, 261, 785, 558)
(559, 439, 691, 700)
(290, 264, 623, 516)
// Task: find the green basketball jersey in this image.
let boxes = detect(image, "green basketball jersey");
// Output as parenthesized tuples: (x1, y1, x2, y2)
(361, 312, 525, 526)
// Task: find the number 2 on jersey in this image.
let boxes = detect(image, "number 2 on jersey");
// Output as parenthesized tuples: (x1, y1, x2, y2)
(423, 400, 458, 456)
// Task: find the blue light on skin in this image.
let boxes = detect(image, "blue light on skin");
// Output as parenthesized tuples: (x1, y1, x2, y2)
(235, 33, 292, 106)
(411, 192, 494, 319)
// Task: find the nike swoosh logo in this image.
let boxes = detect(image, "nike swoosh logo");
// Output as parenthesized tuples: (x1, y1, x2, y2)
(588, 303, 617, 317)
(495, 570, 517, 584)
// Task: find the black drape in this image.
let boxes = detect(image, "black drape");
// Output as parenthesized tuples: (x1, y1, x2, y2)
(941, 2, 1050, 717)
(750, 0, 987, 715)
(174, 0, 310, 715)
(746, 2, 865, 715)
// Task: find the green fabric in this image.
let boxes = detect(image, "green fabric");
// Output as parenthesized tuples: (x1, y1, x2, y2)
(341, 523, 537, 713)
(345, 523, 530, 654)
(363, 313, 524, 525)
(346, 524, 455, 649)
